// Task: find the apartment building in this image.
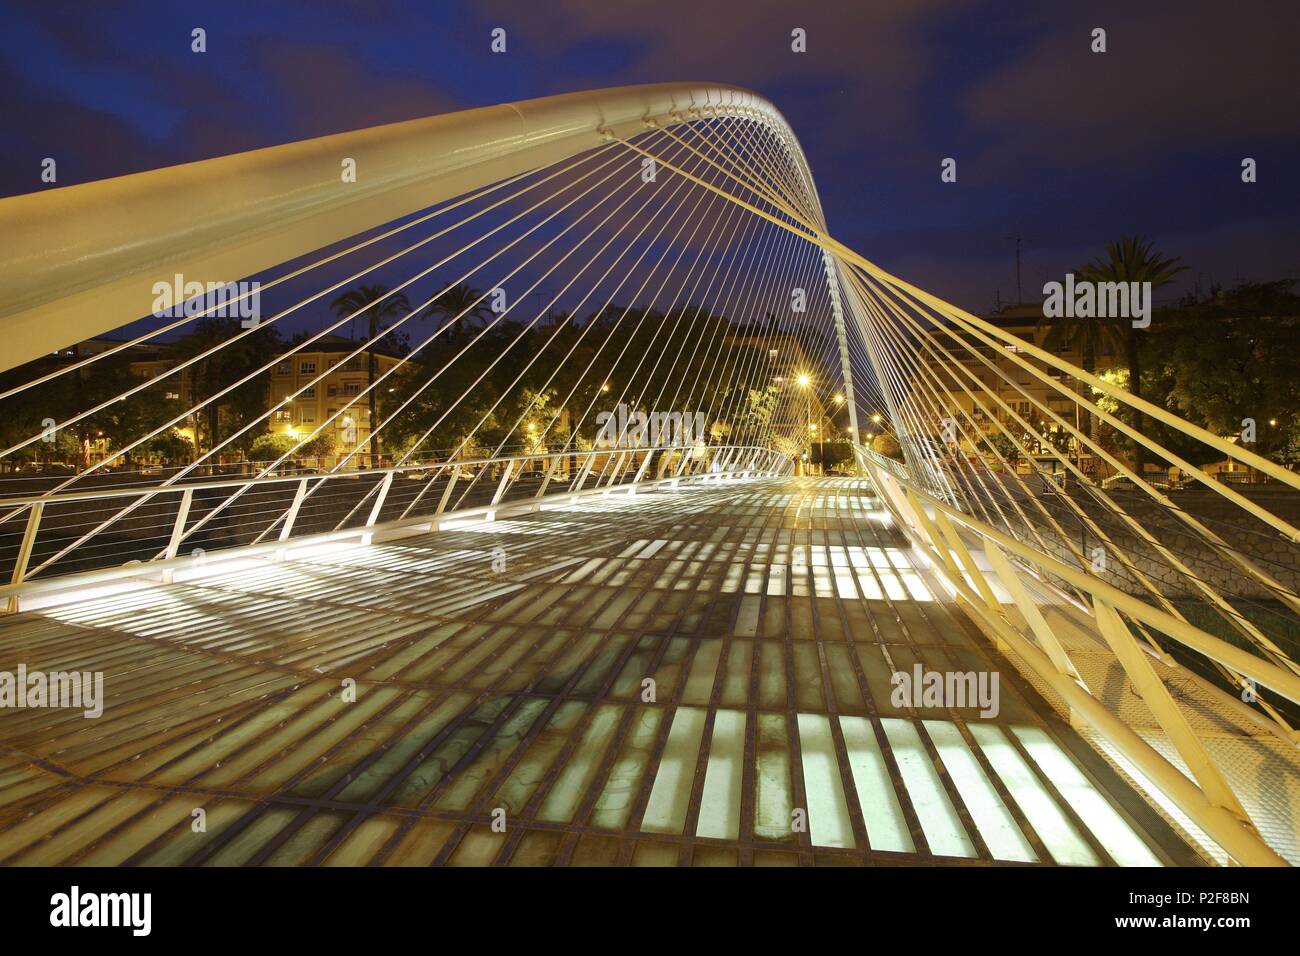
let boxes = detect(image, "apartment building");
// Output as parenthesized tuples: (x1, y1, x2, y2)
(909, 303, 1122, 451)
(267, 335, 404, 460)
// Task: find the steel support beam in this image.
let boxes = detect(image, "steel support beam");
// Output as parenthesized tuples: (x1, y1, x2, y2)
(0, 84, 813, 373)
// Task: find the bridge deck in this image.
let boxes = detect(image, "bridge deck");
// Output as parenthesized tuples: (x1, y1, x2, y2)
(0, 476, 1196, 866)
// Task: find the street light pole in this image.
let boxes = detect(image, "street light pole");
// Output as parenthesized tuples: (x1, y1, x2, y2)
(798, 372, 811, 475)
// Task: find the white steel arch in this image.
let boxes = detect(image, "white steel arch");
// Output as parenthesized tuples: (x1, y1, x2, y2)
(0, 82, 1296, 868)
(0, 83, 830, 374)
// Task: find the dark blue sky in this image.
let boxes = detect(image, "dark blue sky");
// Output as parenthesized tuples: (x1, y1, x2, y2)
(1, 0, 1296, 311)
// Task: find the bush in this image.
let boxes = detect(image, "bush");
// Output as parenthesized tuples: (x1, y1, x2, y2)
(248, 431, 334, 463)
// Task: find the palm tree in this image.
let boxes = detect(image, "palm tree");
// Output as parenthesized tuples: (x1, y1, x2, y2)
(1077, 236, 1186, 473)
(1037, 304, 1124, 445)
(174, 317, 274, 461)
(424, 282, 491, 334)
(329, 284, 410, 463)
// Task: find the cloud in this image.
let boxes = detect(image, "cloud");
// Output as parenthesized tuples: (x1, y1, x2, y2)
(475, 0, 959, 150)
(0, 61, 162, 197)
(963, 0, 1300, 169)
(248, 38, 461, 140)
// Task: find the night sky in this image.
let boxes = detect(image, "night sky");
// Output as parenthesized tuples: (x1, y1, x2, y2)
(2, 0, 1297, 312)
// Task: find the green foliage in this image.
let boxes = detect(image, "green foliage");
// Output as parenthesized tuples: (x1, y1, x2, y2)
(330, 284, 412, 459)
(329, 284, 411, 340)
(977, 433, 1019, 462)
(1078, 235, 1187, 290)
(740, 384, 779, 444)
(0, 351, 187, 467)
(423, 282, 491, 331)
(380, 304, 750, 457)
(173, 317, 284, 456)
(1143, 282, 1300, 462)
(249, 431, 334, 463)
(872, 433, 902, 460)
(142, 430, 194, 464)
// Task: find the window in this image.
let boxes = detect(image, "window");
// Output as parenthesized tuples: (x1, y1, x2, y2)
(302, 386, 316, 399)
(300, 361, 316, 374)
(275, 361, 290, 375)
(343, 382, 362, 396)
(300, 411, 315, 424)
(274, 409, 291, 423)
(327, 384, 339, 397)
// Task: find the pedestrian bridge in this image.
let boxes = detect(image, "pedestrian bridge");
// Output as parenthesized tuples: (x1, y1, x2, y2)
(0, 84, 1296, 866)
(0, 475, 1210, 866)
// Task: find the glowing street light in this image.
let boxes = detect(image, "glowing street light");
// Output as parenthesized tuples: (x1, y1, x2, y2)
(797, 373, 813, 468)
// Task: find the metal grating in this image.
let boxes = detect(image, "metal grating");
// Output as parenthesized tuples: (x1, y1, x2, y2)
(0, 477, 1194, 866)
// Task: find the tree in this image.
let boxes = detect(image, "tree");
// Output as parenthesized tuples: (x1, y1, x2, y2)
(739, 384, 780, 445)
(424, 282, 491, 335)
(249, 431, 335, 464)
(1037, 298, 1125, 448)
(872, 433, 903, 460)
(329, 285, 410, 463)
(978, 433, 1018, 463)
(173, 317, 283, 460)
(1077, 236, 1186, 472)
(1145, 283, 1300, 465)
(78, 361, 184, 467)
(142, 430, 194, 466)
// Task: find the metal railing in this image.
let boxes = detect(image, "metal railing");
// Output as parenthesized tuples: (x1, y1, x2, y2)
(0, 443, 789, 611)
(1, 75, 1296, 867)
(858, 445, 1297, 866)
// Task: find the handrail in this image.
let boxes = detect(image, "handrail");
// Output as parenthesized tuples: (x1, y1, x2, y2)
(860, 449, 1300, 704)
(859, 451, 1294, 866)
(0, 442, 785, 606)
(0, 443, 769, 508)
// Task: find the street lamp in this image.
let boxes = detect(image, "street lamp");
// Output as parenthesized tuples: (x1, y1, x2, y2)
(797, 373, 812, 473)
